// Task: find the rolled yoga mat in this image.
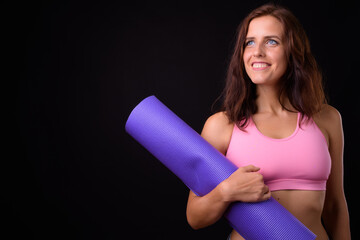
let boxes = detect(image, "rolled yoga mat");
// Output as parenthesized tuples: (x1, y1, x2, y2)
(125, 96, 316, 240)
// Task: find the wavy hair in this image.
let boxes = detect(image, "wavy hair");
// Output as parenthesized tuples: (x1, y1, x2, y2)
(222, 3, 326, 128)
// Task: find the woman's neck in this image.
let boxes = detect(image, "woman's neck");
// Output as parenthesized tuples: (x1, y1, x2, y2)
(255, 84, 294, 115)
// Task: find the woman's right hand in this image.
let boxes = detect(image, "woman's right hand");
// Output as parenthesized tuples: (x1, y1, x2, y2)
(220, 165, 271, 203)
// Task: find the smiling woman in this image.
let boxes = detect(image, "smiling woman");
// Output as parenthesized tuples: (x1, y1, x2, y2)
(222, 4, 326, 129)
(186, 3, 351, 240)
(243, 16, 288, 87)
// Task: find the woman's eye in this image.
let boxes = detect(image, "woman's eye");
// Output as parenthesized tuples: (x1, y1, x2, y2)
(267, 39, 278, 45)
(245, 40, 255, 46)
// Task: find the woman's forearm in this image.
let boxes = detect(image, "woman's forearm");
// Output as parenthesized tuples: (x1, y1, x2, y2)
(186, 165, 270, 229)
(186, 182, 230, 229)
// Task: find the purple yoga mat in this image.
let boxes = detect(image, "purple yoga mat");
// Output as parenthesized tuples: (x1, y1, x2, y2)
(125, 96, 316, 240)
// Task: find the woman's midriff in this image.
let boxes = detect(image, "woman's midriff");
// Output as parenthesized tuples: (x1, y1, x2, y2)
(229, 190, 328, 240)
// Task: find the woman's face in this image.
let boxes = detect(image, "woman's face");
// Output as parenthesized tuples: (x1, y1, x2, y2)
(243, 15, 287, 86)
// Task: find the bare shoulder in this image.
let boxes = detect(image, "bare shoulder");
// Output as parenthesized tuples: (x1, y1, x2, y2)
(314, 104, 342, 129)
(313, 104, 343, 147)
(201, 112, 234, 155)
(203, 111, 232, 131)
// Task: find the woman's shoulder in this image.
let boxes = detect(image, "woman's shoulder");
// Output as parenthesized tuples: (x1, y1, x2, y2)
(201, 112, 234, 155)
(313, 104, 343, 145)
(314, 104, 342, 126)
(204, 111, 232, 127)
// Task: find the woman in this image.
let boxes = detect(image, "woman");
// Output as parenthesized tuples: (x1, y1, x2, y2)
(186, 4, 351, 240)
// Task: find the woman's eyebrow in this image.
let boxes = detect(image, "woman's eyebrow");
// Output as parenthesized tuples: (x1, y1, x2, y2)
(264, 35, 281, 40)
(245, 35, 282, 40)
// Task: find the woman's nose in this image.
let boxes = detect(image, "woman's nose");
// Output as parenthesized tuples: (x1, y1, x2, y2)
(253, 44, 265, 57)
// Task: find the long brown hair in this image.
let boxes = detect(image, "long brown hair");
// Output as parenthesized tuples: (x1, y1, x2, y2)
(222, 3, 326, 128)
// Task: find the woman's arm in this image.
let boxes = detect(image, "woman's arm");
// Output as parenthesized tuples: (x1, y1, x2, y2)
(320, 106, 351, 239)
(186, 112, 271, 229)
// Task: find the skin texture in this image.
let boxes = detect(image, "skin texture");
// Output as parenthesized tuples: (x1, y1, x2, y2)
(186, 16, 351, 239)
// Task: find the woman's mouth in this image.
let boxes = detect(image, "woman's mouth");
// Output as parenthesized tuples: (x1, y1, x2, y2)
(252, 62, 271, 71)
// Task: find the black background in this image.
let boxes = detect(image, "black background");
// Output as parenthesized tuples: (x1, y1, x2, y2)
(13, 0, 358, 239)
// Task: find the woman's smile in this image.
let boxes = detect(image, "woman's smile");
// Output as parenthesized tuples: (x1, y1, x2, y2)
(252, 62, 271, 71)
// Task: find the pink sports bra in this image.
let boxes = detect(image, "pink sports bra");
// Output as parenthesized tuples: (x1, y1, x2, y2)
(226, 113, 331, 191)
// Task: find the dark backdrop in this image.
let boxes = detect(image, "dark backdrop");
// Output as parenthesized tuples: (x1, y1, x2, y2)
(13, 0, 358, 239)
